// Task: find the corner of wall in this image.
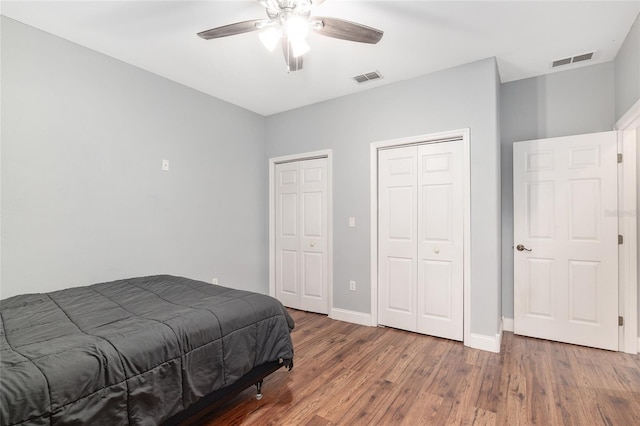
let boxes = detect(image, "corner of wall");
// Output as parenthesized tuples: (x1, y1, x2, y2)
(465, 323, 503, 353)
(329, 308, 374, 327)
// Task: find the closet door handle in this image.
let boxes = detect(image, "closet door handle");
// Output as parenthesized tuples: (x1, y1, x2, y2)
(516, 244, 532, 252)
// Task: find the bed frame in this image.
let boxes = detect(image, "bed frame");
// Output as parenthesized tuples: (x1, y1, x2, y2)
(164, 359, 292, 425)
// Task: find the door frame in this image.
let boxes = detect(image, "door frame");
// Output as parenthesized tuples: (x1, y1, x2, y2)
(615, 99, 639, 354)
(269, 150, 333, 316)
(370, 129, 471, 344)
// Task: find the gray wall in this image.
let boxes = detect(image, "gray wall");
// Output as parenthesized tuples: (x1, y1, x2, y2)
(615, 12, 640, 121)
(0, 17, 268, 298)
(500, 62, 616, 319)
(265, 58, 502, 337)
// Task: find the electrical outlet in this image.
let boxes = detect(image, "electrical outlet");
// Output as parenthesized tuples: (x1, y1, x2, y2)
(211, 278, 218, 285)
(349, 280, 356, 291)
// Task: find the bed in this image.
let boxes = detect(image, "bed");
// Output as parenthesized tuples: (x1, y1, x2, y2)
(0, 275, 294, 425)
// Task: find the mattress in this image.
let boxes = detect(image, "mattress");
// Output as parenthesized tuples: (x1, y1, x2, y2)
(0, 275, 294, 425)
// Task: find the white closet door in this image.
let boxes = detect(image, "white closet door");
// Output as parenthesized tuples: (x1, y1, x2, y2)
(275, 162, 301, 309)
(378, 142, 464, 340)
(416, 141, 464, 341)
(378, 146, 419, 331)
(513, 132, 618, 350)
(275, 159, 328, 314)
(299, 159, 328, 314)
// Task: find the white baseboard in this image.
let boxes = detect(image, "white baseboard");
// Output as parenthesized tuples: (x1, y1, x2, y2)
(329, 308, 374, 327)
(466, 333, 501, 353)
(503, 317, 514, 332)
(466, 320, 503, 353)
(330, 307, 505, 353)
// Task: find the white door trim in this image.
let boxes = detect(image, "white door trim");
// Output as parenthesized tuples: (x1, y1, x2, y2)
(615, 98, 640, 354)
(269, 150, 333, 316)
(370, 129, 471, 344)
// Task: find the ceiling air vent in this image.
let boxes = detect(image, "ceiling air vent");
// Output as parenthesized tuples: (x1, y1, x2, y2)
(552, 57, 572, 67)
(353, 70, 383, 83)
(552, 51, 595, 68)
(572, 52, 594, 63)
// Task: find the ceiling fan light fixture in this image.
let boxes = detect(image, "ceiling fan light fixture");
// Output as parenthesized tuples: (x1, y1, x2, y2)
(284, 15, 309, 41)
(198, 0, 384, 72)
(290, 37, 310, 57)
(283, 14, 310, 57)
(259, 27, 281, 51)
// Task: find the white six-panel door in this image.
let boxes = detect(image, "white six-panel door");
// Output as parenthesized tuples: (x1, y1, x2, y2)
(417, 142, 464, 340)
(275, 158, 328, 314)
(379, 141, 464, 340)
(513, 132, 618, 350)
(378, 146, 418, 331)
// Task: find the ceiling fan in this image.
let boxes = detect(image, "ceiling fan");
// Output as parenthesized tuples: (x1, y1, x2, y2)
(197, 0, 383, 72)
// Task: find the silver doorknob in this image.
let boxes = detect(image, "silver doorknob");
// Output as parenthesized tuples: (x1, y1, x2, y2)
(516, 244, 532, 252)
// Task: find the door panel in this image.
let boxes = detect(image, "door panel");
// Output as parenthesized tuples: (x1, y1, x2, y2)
(422, 184, 452, 242)
(525, 258, 555, 318)
(378, 141, 464, 340)
(275, 162, 301, 308)
(280, 194, 298, 236)
(280, 250, 299, 294)
(302, 251, 323, 298)
(417, 142, 464, 340)
(422, 259, 452, 318)
(387, 257, 414, 314)
(568, 260, 599, 323)
(378, 146, 418, 331)
(302, 192, 323, 236)
(299, 159, 328, 313)
(526, 181, 555, 239)
(513, 131, 618, 351)
(275, 158, 328, 314)
(568, 179, 600, 240)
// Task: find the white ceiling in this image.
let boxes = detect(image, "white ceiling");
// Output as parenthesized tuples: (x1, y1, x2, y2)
(2, 1, 639, 116)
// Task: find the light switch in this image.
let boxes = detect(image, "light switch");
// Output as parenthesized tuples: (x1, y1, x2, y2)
(162, 159, 169, 171)
(348, 217, 356, 228)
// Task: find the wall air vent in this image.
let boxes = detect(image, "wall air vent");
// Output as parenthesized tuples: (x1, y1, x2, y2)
(552, 51, 595, 68)
(353, 70, 383, 83)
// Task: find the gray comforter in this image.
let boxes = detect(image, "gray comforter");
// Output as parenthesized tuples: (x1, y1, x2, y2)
(0, 275, 294, 425)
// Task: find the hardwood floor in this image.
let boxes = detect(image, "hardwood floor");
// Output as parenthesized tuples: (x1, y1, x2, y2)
(192, 309, 640, 425)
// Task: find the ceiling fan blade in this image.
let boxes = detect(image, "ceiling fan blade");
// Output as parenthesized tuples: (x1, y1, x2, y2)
(281, 38, 304, 72)
(197, 19, 268, 40)
(311, 17, 383, 44)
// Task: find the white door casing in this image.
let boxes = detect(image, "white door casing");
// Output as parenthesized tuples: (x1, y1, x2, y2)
(513, 132, 618, 351)
(378, 141, 464, 341)
(274, 157, 329, 314)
